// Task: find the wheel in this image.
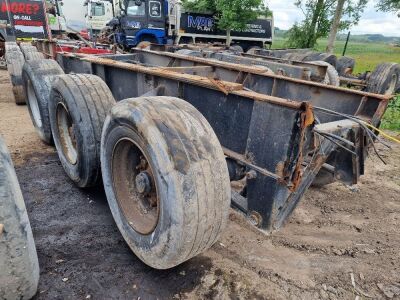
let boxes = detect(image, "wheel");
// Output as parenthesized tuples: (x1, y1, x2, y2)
(101, 96, 231, 269)
(22, 59, 64, 144)
(311, 61, 340, 86)
(229, 45, 244, 54)
(24, 51, 45, 61)
(5, 42, 19, 52)
(304, 52, 337, 69)
(49, 74, 116, 187)
(20, 43, 38, 58)
(336, 56, 355, 76)
(366, 63, 400, 95)
(5, 49, 25, 104)
(136, 41, 151, 50)
(246, 46, 262, 55)
(0, 136, 39, 299)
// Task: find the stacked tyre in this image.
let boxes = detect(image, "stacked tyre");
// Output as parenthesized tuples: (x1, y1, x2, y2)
(5, 42, 25, 104)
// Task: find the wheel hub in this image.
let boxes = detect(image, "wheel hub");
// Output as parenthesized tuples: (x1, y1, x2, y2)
(135, 171, 152, 195)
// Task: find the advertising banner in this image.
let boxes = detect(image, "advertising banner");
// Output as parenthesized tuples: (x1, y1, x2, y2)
(180, 13, 272, 40)
(0, 0, 49, 40)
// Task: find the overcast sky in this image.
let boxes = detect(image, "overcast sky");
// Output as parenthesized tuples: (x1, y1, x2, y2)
(62, 0, 400, 37)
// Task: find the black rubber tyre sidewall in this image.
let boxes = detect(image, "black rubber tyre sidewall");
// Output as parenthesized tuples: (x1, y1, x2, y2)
(49, 85, 93, 187)
(0, 137, 39, 299)
(101, 97, 230, 269)
(22, 59, 63, 144)
(102, 121, 186, 269)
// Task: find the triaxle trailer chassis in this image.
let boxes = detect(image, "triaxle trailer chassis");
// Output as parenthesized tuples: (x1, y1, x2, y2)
(55, 48, 389, 231)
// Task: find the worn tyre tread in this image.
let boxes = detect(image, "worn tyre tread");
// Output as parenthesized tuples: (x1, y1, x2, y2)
(49, 74, 115, 187)
(23, 59, 64, 144)
(101, 96, 230, 269)
(0, 137, 39, 300)
(367, 62, 400, 95)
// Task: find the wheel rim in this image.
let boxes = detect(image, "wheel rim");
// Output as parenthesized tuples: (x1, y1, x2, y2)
(385, 73, 398, 95)
(56, 102, 78, 165)
(111, 138, 159, 235)
(27, 80, 42, 128)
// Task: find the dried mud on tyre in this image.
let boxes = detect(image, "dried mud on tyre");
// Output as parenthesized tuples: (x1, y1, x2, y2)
(0, 137, 39, 299)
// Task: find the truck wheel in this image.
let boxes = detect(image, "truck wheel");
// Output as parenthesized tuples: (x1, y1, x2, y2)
(0, 137, 39, 299)
(366, 63, 400, 95)
(24, 51, 45, 61)
(49, 74, 116, 187)
(311, 61, 340, 86)
(5, 42, 19, 52)
(101, 96, 231, 269)
(20, 44, 38, 57)
(246, 46, 262, 55)
(22, 59, 64, 144)
(336, 56, 355, 76)
(229, 45, 244, 54)
(5, 49, 25, 105)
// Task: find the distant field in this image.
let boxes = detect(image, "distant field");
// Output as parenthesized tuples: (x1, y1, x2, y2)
(271, 37, 400, 74)
(271, 37, 400, 130)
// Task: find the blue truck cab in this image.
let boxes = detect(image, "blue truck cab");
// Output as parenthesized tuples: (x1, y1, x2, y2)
(112, 0, 168, 48)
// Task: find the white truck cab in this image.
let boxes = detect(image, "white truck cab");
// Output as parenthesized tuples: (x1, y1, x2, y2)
(85, 0, 114, 33)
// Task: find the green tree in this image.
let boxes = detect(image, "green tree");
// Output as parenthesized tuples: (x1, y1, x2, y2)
(285, 0, 367, 49)
(182, 0, 270, 45)
(376, 0, 400, 16)
(216, 0, 262, 45)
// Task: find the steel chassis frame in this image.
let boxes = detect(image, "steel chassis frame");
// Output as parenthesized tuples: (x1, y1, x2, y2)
(52, 46, 389, 232)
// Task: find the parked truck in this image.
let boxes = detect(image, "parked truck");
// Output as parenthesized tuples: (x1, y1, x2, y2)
(86, 0, 273, 50)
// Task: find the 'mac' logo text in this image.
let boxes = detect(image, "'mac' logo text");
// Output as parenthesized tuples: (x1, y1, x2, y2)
(188, 15, 214, 31)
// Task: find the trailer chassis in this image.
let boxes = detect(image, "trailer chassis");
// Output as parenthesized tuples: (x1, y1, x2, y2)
(54, 48, 389, 232)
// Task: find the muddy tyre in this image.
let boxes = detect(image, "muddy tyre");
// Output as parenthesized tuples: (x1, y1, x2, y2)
(101, 96, 231, 269)
(20, 44, 38, 57)
(22, 59, 64, 144)
(5, 49, 25, 104)
(366, 63, 400, 95)
(336, 56, 355, 76)
(49, 74, 116, 187)
(24, 51, 45, 61)
(0, 137, 39, 299)
(5, 42, 19, 52)
(311, 60, 340, 86)
(246, 46, 262, 55)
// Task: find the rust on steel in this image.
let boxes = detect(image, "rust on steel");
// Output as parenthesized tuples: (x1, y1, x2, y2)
(77, 55, 306, 110)
(134, 49, 391, 101)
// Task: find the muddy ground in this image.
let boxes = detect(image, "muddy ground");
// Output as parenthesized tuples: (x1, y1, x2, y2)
(1, 69, 400, 300)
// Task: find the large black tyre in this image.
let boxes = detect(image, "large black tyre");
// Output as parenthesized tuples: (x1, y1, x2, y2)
(24, 51, 45, 61)
(4, 42, 19, 52)
(336, 56, 355, 76)
(101, 96, 231, 269)
(311, 60, 340, 86)
(246, 46, 262, 55)
(5, 49, 25, 105)
(22, 59, 64, 144)
(366, 62, 400, 95)
(49, 74, 116, 187)
(20, 43, 38, 57)
(304, 52, 337, 69)
(0, 137, 39, 299)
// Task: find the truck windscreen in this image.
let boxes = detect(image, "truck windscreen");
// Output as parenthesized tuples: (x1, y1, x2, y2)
(91, 3, 105, 17)
(127, 1, 145, 16)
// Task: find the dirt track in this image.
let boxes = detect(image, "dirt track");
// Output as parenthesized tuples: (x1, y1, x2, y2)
(1, 69, 400, 299)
